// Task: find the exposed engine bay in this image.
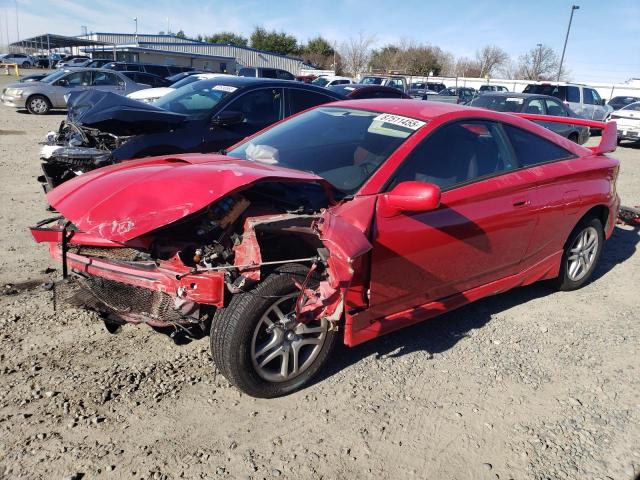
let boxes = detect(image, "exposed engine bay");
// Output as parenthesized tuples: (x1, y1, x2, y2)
(39, 179, 370, 336)
(39, 121, 131, 192)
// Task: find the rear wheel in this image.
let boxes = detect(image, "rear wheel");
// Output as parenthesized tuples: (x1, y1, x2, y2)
(554, 217, 604, 291)
(210, 264, 338, 398)
(21, 61, 31, 68)
(26, 95, 51, 114)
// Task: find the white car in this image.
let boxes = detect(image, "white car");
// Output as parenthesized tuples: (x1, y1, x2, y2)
(127, 73, 230, 103)
(610, 101, 640, 143)
(0, 53, 34, 68)
(311, 75, 354, 88)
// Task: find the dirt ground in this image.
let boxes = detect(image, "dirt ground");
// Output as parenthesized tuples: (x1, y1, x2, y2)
(0, 74, 638, 480)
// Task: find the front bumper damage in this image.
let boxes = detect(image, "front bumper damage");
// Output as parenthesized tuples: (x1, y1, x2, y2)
(31, 208, 372, 330)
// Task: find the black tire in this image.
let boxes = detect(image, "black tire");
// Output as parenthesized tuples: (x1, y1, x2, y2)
(210, 264, 339, 398)
(554, 217, 604, 291)
(21, 61, 30, 68)
(26, 95, 51, 114)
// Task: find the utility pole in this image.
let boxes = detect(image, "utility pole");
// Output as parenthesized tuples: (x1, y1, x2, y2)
(557, 5, 579, 81)
(14, 0, 19, 42)
(134, 17, 138, 41)
(536, 43, 542, 80)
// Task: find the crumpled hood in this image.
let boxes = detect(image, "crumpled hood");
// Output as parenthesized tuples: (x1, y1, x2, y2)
(47, 153, 332, 243)
(66, 90, 186, 136)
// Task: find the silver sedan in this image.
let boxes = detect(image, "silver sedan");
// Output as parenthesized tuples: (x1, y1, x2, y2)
(1, 68, 151, 114)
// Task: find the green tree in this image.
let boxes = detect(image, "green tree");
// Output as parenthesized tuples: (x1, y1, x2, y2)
(175, 30, 186, 39)
(204, 32, 248, 46)
(301, 36, 335, 69)
(250, 27, 300, 56)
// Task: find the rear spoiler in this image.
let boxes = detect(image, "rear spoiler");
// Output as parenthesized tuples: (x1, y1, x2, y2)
(510, 113, 617, 155)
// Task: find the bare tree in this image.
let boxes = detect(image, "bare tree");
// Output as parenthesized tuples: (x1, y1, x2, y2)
(475, 45, 509, 77)
(498, 58, 523, 79)
(455, 57, 482, 78)
(339, 32, 376, 77)
(518, 45, 561, 81)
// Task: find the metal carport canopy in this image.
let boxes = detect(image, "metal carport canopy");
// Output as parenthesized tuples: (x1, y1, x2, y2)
(10, 33, 109, 49)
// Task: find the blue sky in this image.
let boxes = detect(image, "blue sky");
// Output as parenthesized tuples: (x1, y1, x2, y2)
(0, 0, 638, 83)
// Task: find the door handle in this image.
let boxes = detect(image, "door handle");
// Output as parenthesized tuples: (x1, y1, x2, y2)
(512, 198, 530, 207)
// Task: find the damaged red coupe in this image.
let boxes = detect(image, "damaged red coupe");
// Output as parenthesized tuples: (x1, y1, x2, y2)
(32, 100, 620, 397)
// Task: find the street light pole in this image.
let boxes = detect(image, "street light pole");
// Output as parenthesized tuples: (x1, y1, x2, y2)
(536, 43, 542, 80)
(557, 5, 579, 81)
(133, 17, 138, 41)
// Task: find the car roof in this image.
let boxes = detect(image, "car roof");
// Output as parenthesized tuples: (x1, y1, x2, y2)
(194, 76, 345, 95)
(477, 92, 552, 99)
(328, 99, 485, 121)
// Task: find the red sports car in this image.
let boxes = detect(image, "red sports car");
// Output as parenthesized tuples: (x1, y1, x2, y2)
(31, 100, 620, 398)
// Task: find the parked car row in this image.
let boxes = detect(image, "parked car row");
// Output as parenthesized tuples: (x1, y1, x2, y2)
(30, 91, 621, 397)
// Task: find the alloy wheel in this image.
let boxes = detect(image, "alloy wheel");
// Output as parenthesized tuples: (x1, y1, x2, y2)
(251, 293, 328, 383)
(566, 226, 599, 282)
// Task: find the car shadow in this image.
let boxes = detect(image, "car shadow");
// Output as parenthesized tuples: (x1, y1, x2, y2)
(16, 109, 66, 116)
(312, 225, 639, 385)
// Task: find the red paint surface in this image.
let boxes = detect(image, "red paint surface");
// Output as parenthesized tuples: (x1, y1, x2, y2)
(34, 101, 621, 346)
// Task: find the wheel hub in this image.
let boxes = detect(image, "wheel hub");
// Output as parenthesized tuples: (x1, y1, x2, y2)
(250, 293, 328, 383)
(566, 226, 598, 282)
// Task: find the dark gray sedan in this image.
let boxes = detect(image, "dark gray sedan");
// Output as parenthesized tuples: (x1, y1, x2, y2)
(469, 92, 590, 144)
(1, 68, 150, 114)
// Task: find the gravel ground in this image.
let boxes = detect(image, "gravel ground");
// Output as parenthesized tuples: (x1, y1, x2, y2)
(0, 75, 639, 480)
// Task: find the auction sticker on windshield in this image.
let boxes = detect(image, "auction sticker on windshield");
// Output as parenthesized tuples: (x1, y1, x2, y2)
(213, 85, 238, 92)
(374, 113, 426, 131)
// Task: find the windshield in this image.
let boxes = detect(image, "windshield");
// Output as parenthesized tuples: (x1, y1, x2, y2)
(411, 83, 425, 89)
(622, 102, 640, 112)
(170, 75, 208, 89)
(227, 107, 424, 194)
(153, 80, 234, 116)
(40, 70, 68, 83)
(311, 77, 329, 87)
(469, 95, 524, 112)
(361, 77, 383, 85)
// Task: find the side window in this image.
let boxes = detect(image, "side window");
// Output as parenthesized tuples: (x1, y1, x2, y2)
(92, 71, 119, 86)
(390, 121, 515, 190)
(525, 98, 545, 115)
(144, 65, 169, 77)
(61, 71, 91, 86)
(225, 88, 283, 125)
(262, 69, 278, 79)
(277, 70, 294, 80)
(388, 79, 403, 90)
(504, 124, 572, 167)
(566, 86, 580, 103)
(545, 98, 566, 116)
(288, 89, 334, 115)
(584, 88, 602, 105)
(238, 68, 256, 77)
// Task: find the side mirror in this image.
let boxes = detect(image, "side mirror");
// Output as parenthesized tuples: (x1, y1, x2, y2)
(600, 99, 606, 106)
(212, 110, 244, 127)
(379, 181, 441, 217)
(57, 79, 69, 87)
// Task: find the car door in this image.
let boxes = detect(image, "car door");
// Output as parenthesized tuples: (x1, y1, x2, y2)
(200, 87, 284, 152)
(49, 71, 92, 107)
(90, 71, 122, 94)
(366, 120, 539, 319)
(542, 97, 573, 137)
(584, 88, 606, 120)
(501, 124, 581, 267)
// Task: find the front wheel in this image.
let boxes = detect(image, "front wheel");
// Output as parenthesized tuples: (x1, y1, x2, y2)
(210, 264, 338, 398)
(554, 217, 604, 291)
(26, 95, 51, 114)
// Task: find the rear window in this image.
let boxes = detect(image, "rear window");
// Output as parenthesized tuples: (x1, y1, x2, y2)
(523, 84, 568, 101)
(504, 125, 573, 167)
(238, 68, 256, 77)
(261, 69, 278, 79)
(469, 95, 524, 112)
